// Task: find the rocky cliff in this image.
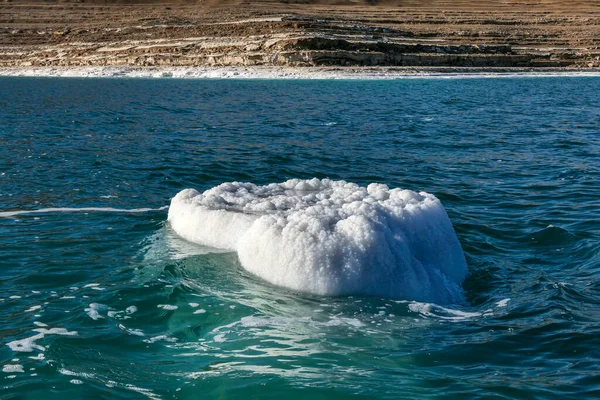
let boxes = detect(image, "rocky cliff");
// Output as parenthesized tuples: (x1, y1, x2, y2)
(1, 1, 599, 69)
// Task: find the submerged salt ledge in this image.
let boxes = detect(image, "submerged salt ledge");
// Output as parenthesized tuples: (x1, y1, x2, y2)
(168, 179, 467, 304)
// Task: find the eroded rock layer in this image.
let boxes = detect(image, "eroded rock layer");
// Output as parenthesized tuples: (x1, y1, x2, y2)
(1, 0, 599, 69)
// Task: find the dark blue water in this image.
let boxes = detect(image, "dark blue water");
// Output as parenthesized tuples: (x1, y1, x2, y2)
(1, 77, 599, 399)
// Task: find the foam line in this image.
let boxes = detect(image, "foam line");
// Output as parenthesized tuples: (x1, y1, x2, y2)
(0, 206, 168, 218)
(2, 66, 600, 80)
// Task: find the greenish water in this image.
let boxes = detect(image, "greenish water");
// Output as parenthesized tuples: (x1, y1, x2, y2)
(1, 77, 599, 399)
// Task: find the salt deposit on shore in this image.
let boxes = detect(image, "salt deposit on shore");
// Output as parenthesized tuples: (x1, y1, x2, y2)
(1, 66, 599, 80)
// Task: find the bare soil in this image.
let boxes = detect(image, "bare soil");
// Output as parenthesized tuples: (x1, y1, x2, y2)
(1, 1, 599, 69)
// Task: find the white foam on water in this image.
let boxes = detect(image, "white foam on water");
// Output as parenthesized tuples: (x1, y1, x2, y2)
(58, 368, 96, 380)
(2, 364, 24, 374)
(7, 328, 78, 353)
(157, 304, 179, 311)
(193, 309, 207, 314)
(118, 324, 145, 337)
(28, 353, 45, 361)
(213, 334, 227, 343)
(143, 335, 178, 344)
(496, 298, 511, 307)
(169, 179, 467, 303)
(85, 303, 107, 320)
(83, 283, 106, 291)
(323, 316, 365, 328)
(208, 314, 374, 345)
(108, 305, 138, 320)
(0, 206, 168, 218)
(125, 384, 162, 400)
(7, 333, 45, 352)
(401, 298, 512, 321)
(408, 302, 482, 321)
(59, 369, 161, 399)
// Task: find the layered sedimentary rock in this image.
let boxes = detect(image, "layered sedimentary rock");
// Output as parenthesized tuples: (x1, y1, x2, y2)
(1, 0, 599, 69)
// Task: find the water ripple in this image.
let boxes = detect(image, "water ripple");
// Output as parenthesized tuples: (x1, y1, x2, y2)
(1, 77, 599, 398)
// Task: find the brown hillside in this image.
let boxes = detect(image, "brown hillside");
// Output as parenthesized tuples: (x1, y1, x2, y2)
(1, 0, 599, 69)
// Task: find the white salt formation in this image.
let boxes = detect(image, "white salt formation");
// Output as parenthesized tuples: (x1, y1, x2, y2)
(168, 179, 467, 304)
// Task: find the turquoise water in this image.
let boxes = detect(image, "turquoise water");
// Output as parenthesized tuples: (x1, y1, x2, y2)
(1, 76, 599, 399)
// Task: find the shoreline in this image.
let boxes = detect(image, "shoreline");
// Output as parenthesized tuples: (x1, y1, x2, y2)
(2, 66, 600, 80)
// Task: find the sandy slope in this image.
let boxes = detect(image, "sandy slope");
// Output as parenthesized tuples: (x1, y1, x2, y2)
(1, 1, 599, 69)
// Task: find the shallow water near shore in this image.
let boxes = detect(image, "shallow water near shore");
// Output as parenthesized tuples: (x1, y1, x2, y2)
(1, 76, 599, 399)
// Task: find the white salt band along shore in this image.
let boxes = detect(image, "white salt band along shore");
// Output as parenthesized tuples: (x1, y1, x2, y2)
(168, 179, 467, 304)
(2, 66, 600, 80)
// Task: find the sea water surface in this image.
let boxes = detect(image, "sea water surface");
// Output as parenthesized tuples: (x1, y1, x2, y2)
(1, 76, 599, 399)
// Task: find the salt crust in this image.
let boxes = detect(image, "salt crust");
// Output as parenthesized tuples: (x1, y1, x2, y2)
(2, 66, 600, 80)
(169, 179, 467, 303)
